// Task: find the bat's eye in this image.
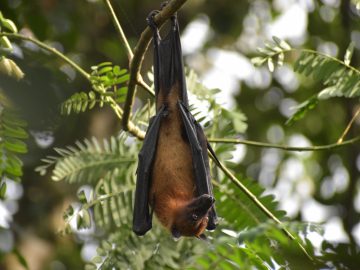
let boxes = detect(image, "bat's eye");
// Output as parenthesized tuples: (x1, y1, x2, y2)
(192, 214, 198, 221)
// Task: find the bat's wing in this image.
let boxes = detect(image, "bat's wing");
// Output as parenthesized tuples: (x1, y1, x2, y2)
(178, 102, 218, 230)
(133, 105, 166, 236)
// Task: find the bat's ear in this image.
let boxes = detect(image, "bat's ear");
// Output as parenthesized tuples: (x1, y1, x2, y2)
(197, 233, 207, 241)
(171, 226, 181, 239)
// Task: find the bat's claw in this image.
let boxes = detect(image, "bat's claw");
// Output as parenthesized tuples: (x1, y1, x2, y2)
(147, 10, 160, 29)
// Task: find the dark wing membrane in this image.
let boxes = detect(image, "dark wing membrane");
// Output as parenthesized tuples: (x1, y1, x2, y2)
(133, 106, 165, 235)
(195, 121, 218, 230)
(178, 101, 217, 229)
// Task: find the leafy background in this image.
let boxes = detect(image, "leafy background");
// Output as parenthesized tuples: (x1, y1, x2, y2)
(1, 0, 360, 269)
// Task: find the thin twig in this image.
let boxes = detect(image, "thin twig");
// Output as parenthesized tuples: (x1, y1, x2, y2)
(103, 0, 134, 61)
(137, 77, 155, 96)
(122, 0, 188, 133)
(0, 32, 90, 80)
(103, 0, 155, 97)
(208, 136, 360, 151)
(337, 106, 360, 143)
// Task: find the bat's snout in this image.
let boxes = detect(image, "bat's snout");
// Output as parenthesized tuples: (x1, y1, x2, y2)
(199, 194, 215, 205)
(190, 194, 215, 218)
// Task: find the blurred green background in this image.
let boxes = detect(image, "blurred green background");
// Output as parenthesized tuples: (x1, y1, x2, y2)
(0, 0, 360, 269)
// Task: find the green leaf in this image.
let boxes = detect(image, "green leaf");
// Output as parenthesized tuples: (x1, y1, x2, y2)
(344, 42, 354, 66)
(77, 190, 88, 204)
(286, 96, 318, 125)
(222, 109, 247, 133)
(92, 256, 103, 264)
(1, 19, 18, 33)
(257, 47, 273, 56)
(81, 209, 92, 228)
(277, 53, 284, 67)
(4, 138, 27, 153)
(212, 173, 287, 237)
(5, 155, 23, 177)
(85, 264, 97, 270)
(76, 214, 83, 229)
(12, 248, 29, 270)
(0, 182, 7, 199)
(2, 111, 27, 127)
(2, 123, 28, 139)
(113, 66, 127, 76)
(0, 36, 12, 50)
(272, 36, 291, 50)
(97, 62, 112, 68)
(63, 205, 74, 219)
(267, 58, 275, 72)
(317, 86, 338, 100)
(251, 57, 267, 67)
(115, 87, 127, 103)
(97, 66, 113, 75)
(114, 74, 130, 84)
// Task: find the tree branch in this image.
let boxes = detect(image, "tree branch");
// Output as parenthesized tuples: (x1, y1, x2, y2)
(122, 0, 188, 133)
(0, 32, 146, 139)
(137, 77, 155, 96)
(208, 136, 360, 151)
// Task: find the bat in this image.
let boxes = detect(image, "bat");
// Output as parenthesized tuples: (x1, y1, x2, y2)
(132, 8, 217, 239)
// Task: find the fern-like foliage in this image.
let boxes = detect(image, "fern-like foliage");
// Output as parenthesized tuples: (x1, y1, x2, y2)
(298, 50, 358, 93)
(35, 134, 136, 183)
(186, 69, 247, 164)
(61, 169, 134, 233)
(0, 15, 27, 186)
(63, 166, 203, 270)
(42, 68, 322, 269)
(215, 176, 286, 230)
(61, 62, 128, 115)
(287, 46, 360, 124)
(251, 36, 291, 72)
(253, 37, 360, 125)
(0, 106, 28, 183)
(92, 169, 134, 230)
(191, 221, 334, 270)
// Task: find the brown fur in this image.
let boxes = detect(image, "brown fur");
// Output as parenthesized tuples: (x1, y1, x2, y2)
(150, 84, 208, 237)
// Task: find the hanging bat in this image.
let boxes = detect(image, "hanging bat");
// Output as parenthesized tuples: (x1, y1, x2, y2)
(133, 9, 217, 239)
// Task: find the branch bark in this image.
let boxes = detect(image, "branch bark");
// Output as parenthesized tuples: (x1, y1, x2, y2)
(122, 0, 188, 133)
(208, 136, 360, 151)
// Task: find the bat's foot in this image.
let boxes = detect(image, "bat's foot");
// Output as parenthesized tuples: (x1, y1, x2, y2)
(147, 1, 177, 30)
(146, 10, 160, 29)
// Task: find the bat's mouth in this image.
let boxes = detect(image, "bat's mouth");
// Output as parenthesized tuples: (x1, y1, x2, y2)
(191, 194, 215, 218)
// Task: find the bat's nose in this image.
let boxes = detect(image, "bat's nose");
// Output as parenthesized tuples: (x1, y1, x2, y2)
(192, 194, 215, 218)
(199, 194, 215, 205)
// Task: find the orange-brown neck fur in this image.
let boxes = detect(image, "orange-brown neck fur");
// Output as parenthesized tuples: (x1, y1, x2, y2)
(150, 84, 207, 237)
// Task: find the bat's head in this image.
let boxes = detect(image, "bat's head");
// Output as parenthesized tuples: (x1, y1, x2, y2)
(171, 194, 215, 239)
